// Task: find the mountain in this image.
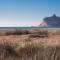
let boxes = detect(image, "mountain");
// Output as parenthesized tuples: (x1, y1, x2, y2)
(39, 14, 60, 27)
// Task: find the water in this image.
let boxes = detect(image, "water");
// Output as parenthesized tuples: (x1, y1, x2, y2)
(0, 26, 60, 30)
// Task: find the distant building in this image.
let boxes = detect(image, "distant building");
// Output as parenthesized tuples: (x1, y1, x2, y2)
(39, 14, 60, 27)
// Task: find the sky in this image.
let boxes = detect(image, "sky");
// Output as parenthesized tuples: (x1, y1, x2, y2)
(0, 0, 60, 27)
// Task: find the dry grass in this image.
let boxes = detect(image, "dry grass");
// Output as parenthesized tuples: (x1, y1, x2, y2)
(0, 28, 60, 60)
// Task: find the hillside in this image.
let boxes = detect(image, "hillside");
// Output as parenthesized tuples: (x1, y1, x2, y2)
(40, 14, 60, 27)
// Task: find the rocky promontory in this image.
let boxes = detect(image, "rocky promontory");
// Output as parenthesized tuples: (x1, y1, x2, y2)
(40, 14, 60, 27)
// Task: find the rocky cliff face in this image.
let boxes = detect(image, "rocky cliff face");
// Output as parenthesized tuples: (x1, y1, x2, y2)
(40, 14, 60, 27)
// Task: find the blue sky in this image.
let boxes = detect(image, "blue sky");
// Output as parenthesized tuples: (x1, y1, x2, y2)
(0, 0, 60, 27)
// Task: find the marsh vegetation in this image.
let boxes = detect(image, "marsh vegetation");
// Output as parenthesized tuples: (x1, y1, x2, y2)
(0, 28, 60, 60)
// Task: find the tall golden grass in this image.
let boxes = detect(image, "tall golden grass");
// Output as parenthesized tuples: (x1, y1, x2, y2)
(0, 28, 60, 60)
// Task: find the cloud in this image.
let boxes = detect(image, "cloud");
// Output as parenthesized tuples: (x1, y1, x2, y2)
(0, 21, 39, 27)
(0, 21, 32, 27)
(0, 17, 43, 27)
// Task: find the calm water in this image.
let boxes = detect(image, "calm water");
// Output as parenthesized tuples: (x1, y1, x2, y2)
(0, 26, 60, 30)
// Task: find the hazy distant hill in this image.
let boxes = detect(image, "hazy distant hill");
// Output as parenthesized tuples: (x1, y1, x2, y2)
(40, 14, 60, 27)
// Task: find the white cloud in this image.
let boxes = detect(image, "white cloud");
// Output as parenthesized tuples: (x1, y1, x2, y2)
(0, 21, 40, 27)
(0, 17, 43, 27)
